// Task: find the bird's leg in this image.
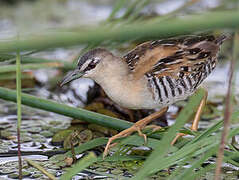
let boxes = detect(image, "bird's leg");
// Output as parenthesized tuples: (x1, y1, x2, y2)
(103, 107, 168, 158)
(171, 89, 208, 145)
(145, 124, 163, 132)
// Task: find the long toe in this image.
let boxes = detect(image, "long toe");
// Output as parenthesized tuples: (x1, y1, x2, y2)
(171, 133, 186, 145)
(102, 110, 168, 158)
(145, 124, 162, 132)
(103, 123, 147, 158)
(103, 138, 116, 159)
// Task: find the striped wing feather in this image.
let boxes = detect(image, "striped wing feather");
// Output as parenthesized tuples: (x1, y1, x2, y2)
(124, 35, 226, 103)
(124, 35, 220, 79)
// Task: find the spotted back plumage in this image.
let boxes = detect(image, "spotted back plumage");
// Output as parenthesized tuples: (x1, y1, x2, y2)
(124, 35, 227, 105)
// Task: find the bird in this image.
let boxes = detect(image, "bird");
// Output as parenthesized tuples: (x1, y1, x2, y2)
(61, 34, 227, 158)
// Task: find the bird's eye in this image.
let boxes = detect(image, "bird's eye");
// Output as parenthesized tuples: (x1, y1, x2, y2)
(84, 61, 96, 72)
(89, 62, 96, 69)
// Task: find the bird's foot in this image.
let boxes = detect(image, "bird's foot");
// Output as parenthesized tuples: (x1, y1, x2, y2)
(171, 133, 186, 145)
(145, 124, 162, 132)
(103, 120, 148, 159)
(103, 108, 168, 158)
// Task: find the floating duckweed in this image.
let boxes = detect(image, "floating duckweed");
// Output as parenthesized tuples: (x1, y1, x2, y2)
(79, 129, 93, 142)
(8, 171, 31, 179)
(52, 129, 74, 145)
(0, 130, 14, 140)
(110, 168, 123, 175)
(40, 130, 54, 138)
(88, 124, 109, 135)
(28, 127, 42, 134)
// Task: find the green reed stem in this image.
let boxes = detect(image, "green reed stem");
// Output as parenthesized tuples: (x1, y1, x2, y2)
(0, 62, 64, 73)
(0, 54, 74, 70)
(16, 51, 22, 179)
(25, 159, 57, 180)
(0, 87, 165, 139)
(0, 11, 239, 53)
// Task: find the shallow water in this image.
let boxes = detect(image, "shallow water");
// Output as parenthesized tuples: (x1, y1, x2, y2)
(0, 0, 238, 179)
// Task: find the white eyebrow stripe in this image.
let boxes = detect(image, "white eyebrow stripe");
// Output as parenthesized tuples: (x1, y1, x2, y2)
(79, 59, 91, 71)
(93, 57, 101, 63)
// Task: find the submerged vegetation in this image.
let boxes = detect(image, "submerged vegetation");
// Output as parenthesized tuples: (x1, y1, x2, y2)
(0, 0, 238, 179)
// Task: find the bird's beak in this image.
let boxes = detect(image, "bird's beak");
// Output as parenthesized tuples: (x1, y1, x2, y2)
(60, 69, 84, 86)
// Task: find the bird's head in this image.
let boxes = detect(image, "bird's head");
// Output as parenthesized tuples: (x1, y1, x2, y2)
(60, 48, 112, 86)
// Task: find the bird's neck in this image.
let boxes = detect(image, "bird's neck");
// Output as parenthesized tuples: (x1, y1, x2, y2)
(90, 58, 150, 109)
(93, 57, 131, 85)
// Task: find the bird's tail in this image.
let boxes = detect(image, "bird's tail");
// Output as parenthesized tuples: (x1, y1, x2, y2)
(215, 34, 229, 45)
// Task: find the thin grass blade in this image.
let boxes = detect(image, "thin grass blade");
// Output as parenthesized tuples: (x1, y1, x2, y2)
(16, 51, 22, 179)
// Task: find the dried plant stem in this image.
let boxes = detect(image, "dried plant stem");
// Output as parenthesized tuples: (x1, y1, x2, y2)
(16, 51, 22, 180)
(25, 159, 57, 180)
(214, 33, 237, 180)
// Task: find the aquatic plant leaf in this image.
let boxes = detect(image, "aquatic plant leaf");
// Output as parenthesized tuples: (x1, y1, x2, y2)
(52, 129, 73, 145)
(60, 152, 97, 180)
(65, 137, 108, 157)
